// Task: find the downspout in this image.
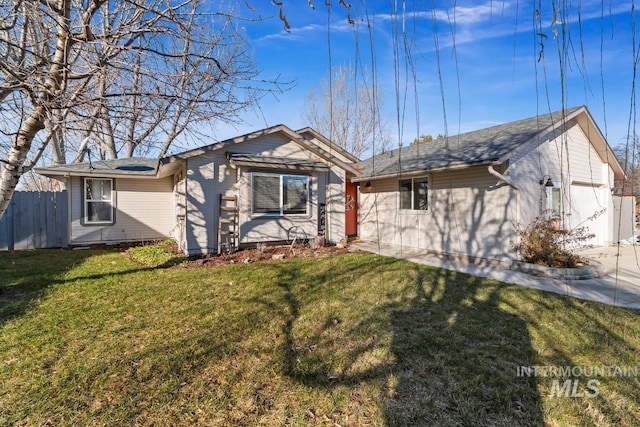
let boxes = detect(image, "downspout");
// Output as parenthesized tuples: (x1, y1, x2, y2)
(487, 164, 520, 259)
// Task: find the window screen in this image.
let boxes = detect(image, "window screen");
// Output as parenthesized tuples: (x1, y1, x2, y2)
(85, 178, 113, 223)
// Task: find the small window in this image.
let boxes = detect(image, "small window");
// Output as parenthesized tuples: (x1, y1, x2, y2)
(84, 178, 113, 224)
(547, 186, 562, 219)
(399, 177, 429, 210)
(252, 173, 309, 216)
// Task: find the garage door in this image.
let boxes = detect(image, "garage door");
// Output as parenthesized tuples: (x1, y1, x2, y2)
(569, 184, 607, 246)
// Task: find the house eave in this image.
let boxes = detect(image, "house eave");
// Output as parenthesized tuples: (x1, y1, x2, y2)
(227, 153, 330, 171)
(352, 160, 495, 183)
(34, 169, 160, 179)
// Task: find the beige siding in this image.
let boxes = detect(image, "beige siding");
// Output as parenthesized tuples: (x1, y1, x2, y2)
(510, 120, 616, 243)
(69, 176, 174, 245)
(185, 153, 219, 255)
(183, 132, 351, 254)
(173, 165, 187, 250)
(237, 169, 319, 244)
(359, 167, 516, 260)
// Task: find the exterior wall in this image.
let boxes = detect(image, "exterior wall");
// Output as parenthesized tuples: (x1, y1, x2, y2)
(359, 166, 516, 260)
(173, 164, 188, 251)
(611, 196, 636, 242)
(236, 168, 321, 244)
(327, 166, 347, 243)
(69, 176, 174, 245)
(510, 120, 615, 245)
(184, 152, 220, 255)
(183, 132, 350, 255)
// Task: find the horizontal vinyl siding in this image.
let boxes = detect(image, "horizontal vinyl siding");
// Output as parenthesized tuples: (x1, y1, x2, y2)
(563, 124, 606, 185)
(116, 178, 174, 241)
(511, 120, 615, 243)
(185, 153, 219, 255)
(359, 167, 516, 260)
(233, 133, 329, 162)
(70, 176, 173, 244)
(184, 133, 351, 254)
(237, 169, 320, 244)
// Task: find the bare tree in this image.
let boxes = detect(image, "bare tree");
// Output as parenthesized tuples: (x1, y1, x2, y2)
(303, 64, 390, 159)
(0, 0, 284, 219)
(613, 141, 640, 199)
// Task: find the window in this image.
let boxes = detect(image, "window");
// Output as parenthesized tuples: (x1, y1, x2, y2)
(84, 178, 113, 224)
(252, 173, 309, 216)
(547, 186, 562, 219)
(399, 177, 429, 210)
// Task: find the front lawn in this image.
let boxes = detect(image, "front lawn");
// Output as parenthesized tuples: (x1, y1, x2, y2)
(1, 247, 639, 426)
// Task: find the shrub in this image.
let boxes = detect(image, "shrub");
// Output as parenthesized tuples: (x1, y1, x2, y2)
(514, 217, 593, 268)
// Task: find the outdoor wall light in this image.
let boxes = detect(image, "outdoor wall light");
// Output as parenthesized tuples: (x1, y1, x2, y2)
(539, 175, 554, 187)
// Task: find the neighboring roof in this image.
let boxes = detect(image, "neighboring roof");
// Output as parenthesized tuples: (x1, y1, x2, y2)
(355, 106, 600, 181)
(227, 153, 329, 171)
(35, 157, 159, 178)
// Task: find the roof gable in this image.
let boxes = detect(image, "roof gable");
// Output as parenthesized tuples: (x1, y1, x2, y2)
(161, 124, 359, 175)
(296, 127, 361, 163)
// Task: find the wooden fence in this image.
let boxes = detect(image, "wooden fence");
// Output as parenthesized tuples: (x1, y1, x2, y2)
(0, 191, 68, 250)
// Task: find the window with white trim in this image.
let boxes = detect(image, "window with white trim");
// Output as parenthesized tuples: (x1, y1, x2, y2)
(252, 173, 309, 216)
(84, 178, 114, 224)
(547, 186, 562, 219)
(399, 177, 429, 210)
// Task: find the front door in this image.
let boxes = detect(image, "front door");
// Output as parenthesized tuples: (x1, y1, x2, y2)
(345, 181, 358, 237)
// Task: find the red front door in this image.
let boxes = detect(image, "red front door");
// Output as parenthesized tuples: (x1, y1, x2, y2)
(345, 181, 357, 237)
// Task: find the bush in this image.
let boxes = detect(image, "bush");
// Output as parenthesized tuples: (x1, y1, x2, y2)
(514, 217, 592, 268)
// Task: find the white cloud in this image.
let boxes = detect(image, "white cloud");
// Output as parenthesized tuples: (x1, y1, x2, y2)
(433, 2, 510, 26)
(257, 19, 356, 43)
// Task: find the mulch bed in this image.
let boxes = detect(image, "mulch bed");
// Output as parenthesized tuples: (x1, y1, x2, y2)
(183, 243, 358, 268)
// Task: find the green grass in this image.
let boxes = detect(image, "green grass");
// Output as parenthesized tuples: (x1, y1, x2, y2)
(127, 239, 185, 267)
(1, 248, 639, 426)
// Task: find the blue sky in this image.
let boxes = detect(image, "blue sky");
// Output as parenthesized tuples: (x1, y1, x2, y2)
(211, 1, 637, 158)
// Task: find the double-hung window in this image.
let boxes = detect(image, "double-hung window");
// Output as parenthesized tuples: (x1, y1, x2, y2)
(399, 177, 429, 210)
(84, 178, 114, 224)
(252, 173, 309, 216)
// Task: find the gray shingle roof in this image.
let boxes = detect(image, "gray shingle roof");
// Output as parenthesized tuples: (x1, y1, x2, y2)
(35, 157, 158, 177)
(356, 106, 583, 180)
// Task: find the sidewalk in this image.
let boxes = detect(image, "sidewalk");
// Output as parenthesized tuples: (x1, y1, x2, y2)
(350, 241, 640, 310)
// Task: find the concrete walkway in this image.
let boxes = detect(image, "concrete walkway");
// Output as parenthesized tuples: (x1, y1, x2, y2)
(351, 241, 640, 310)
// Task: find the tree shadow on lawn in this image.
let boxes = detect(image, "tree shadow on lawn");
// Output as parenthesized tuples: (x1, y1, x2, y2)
(0, 248, 180, 328)
(0, 249, 98, 327)
(270, 258, 640, 426)
(270, 255, 545, 426)
(271, 254, 640, 426)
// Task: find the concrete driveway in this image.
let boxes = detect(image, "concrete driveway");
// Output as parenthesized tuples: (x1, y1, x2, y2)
(351, 241, 640, 310)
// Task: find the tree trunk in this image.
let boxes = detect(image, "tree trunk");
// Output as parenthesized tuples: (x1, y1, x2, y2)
(0, 109, 46, 218)
(0, 1, 70, 219)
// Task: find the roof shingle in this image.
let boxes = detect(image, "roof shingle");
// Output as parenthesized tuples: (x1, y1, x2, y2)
(356, 106, 583, 180)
